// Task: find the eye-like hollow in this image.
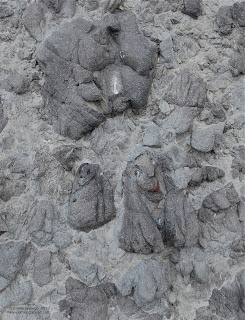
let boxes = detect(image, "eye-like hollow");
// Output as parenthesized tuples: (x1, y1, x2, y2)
(135, 169, 141, 177)
(120, 51, 125, 59)
(157, 218, 163, 229)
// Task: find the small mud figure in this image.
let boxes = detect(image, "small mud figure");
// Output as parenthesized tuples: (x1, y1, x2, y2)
(36, 10, 157, 139)
(118, 153, 200, 253)
(119, 154, 165, 254)
(68, 163, 115, 232)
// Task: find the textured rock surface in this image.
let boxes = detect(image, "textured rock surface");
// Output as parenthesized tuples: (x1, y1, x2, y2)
(36, 10, 157, 139)
(59, 277, 117, 320)
(68, 163, 115, 231)
(0, 0, 245, 319)
(195, 269, 245, 319)
(0, 241, 30, 292)
(33, 250, 52, 287)
(117, 258, 170, 309)
(0, 102, 8, 133)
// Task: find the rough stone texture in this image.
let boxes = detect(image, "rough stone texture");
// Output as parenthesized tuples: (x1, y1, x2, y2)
(0, 153, 29, 202)
(231, 145, 245, 179)
(0, 281, 32, 314)
(117, 259, 170, 309)
(68, 163, 115, 231)
(191, 122, 224, 153)
(0, 102, 8, 133)
(116, 294, 163, 319)
(216, 6, 234, 35)
(59, 277, 117, 320)
(195, 269, 245, 319)
(0, 241, 30, 292)
(52, 145, 78, 171)
(33, 250, 52, 287)
(188, 166, 225, 187)
(3, 71, 30, 94)
(0, 5, 14, 19)
(198, 182, 240, 223)
(28, 200, 56, 246)
(164, 68, 207, 108)
(216, 2, 245, 76)
(1, 1, 245, 319)
(181, 0, 203, 19)
(36, 10, 157, 139)
(232, 2, 245, 27)
(192, 261, 210, 283)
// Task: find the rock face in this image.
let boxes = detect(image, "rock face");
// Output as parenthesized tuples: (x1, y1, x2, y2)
(196, 269, 245, 319)
(36, 11, 157, 139)
(28, 200, 56, 246)
(117, 259, 170, 309)
(68, 259, 103, 286)
(198, 183, 240, 224)
(68, 163, 115, 231)
(0, 103, 8, 133)
(216, 2, 245, 76)
(33, 250, 52, 287)
(231, 145, 245, 179)
(216, 6, 234, 35)
(0, 153, 29, 202)
(191, 123, 224, 153)
(181, 0, 203, 19)
(1, 0, 245, 319)
(164, 69, 207, 108)
(59, 277, 117, 320)
(0, 281, 33, 314)
(3, 72, 30, 94)
(188, 166, 225, 187)
(0, 241, 30, 292)
(52, 145, 78, 171)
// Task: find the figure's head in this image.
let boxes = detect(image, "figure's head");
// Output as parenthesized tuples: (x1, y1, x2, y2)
(126, 154, 164, 202)
(76, 163, 99, 185)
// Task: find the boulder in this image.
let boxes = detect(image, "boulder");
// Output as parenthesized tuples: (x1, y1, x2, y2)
(33, 250, 52, 287)
(117, 259, 170, 309)
(181, 0, 202, 19)
(68, 163, 115, 231)
(59, 277, 117, 320)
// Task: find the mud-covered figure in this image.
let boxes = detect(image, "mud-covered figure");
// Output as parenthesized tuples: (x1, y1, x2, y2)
(118, 153, 199, 253)
(118, 154, 166, 254)
(68, 163, 115, 232)
(36, 10, 157, 139)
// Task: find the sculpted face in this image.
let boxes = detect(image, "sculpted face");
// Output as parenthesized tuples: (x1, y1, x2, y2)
(127, 154, 165, 202)
(37, 11, 157, 139)
(75, 163, 99, 186)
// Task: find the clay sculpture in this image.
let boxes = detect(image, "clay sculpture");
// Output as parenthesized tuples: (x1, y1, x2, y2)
(118, 153, 200, 253)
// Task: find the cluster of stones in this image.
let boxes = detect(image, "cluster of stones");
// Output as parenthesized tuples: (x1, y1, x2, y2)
(1, 0, 245, 319)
